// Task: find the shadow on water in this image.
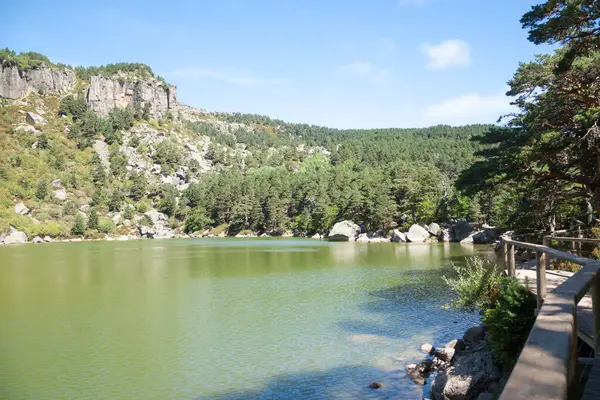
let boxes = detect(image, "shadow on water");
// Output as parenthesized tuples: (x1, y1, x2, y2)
(195, 364, 426, 400)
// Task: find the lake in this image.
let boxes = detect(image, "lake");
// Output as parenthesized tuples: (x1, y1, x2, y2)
(0, 239, 491, 399)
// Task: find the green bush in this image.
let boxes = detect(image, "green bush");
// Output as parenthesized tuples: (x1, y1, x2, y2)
(153, 139, 182, 174)
(444, 256, 536, 368)
(443, 257, 503, 311)
(483, 277, 536, 368)
(71, 214, 86, 236)
(35, 179, 49, 200)
(87, 208, 99, 230)
(97, 219, 116, 234)
(184, 208, 213, 233)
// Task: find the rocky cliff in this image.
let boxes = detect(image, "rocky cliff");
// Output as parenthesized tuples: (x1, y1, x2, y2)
(86, 75, 176, 119)
(0, 64, 76, 99)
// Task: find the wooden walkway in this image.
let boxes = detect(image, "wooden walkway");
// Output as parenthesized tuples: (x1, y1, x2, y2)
(513, 266, 600, 399)
(513, 267, 595, 348)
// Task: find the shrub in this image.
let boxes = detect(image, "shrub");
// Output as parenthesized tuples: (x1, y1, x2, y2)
(123, 206, 135, 220)
(444, 256, 536, 368)
(71, 214, 86, 236)
(97, 219, 116, 234)
(137, 201, 149, 213)
(551, 259, 582, 272)
(87, 208, 99, 230)
(153, 139, 182, 174)
(184, 208, 213, 233)
(443, 257, 503, 311)
(35, 179, 49, 200)
(483, 278, 536, 367)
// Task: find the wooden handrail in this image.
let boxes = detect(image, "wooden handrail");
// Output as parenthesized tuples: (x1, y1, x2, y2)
(499, 236, 600, 400)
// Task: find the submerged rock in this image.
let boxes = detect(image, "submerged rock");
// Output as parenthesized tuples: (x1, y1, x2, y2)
(369, 382, 383, 389)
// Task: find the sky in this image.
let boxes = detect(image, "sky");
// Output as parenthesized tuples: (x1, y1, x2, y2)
(4, 0, 553, 129)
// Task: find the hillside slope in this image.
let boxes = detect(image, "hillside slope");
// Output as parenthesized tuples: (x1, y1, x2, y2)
(0, 50, 492, 243)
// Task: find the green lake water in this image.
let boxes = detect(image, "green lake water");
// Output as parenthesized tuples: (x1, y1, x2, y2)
(0, 239, 491, 399)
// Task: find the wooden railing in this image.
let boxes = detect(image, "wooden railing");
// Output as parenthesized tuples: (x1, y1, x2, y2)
(499, 236, 600, 400)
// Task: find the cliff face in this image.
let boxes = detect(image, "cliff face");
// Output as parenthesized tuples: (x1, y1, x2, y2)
(0, 65, 76, 99)
(85, 75, 176, 119)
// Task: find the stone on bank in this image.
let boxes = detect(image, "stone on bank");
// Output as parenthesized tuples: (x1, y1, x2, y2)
(327, 220, 361, 241)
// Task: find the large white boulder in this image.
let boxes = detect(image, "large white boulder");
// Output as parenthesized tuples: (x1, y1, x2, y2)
(2, 226, 28, 244)
(406, 224, 430, 243)
(327, 220, 361, 242)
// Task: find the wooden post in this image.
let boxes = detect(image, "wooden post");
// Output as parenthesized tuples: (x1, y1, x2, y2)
(593, 274, 600, 353)
(578, 225, 583, 252)
(503, 239, 508, 269)
(536, 250, 547, 309)
(508, 243, 515, 277)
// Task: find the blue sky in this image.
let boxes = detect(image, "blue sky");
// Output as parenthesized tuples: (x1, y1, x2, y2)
(4, 0, 551, 128)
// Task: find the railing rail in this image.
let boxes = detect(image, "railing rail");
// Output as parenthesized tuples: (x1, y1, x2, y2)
(499, 236, 600, 400)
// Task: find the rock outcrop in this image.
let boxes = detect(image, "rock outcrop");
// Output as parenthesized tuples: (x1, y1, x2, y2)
(0, 64, 76, 99)
(431, 325, 500, 400)
(86, 75, 176, 119)
(327, 220, 360, 241)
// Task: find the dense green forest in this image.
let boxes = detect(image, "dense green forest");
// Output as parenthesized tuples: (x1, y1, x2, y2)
(3, 0, 599, 239)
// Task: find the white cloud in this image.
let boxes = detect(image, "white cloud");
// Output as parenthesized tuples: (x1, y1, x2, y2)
(338, 61, 394, 83)
(170, 67, 258, 86)
(421, 39, 471, 70)
(423, 89, 515, 125)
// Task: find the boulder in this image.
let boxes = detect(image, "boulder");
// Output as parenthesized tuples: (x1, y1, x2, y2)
(473, 227, 501, 244)
(176, 166, 188, 182)
(453, 220, 473, 242)
(3, 226, 28, 244)
(145, 210, 168, 225)
(431, 342, 500, 400)
(445, 339, 466, 352)
(368, 382, 383, 389)
(421, 343, 435, 355)
(26, 112, 46, 126)
(311, 233, 321, 239)
(43, 236, 52, 242)
(464, 325, 487, 344)
(460, 234, 475, 244)
(428, 222, 441, 236)
(15, 124, 37, 134)
(390, 229, 407, 243)
(439, 228, 451, 242)
(32, 236, 43, 244)
(327, 220, 360, 242)
(112, 215, 121, 224)
(356, 233, 370, 243)
(406, 224, 430, 242)
(260, 233, 269, 237)
(436, 347, 456, 362)
(79, 204, 90, 212)
(14, 201, 30, 215)
(53, 188, 67, 201)
(123, 220, 131, 227)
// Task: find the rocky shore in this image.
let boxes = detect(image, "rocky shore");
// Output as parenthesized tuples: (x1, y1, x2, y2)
(401, 324, 502, 400)
(0, 215, 504, 246)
